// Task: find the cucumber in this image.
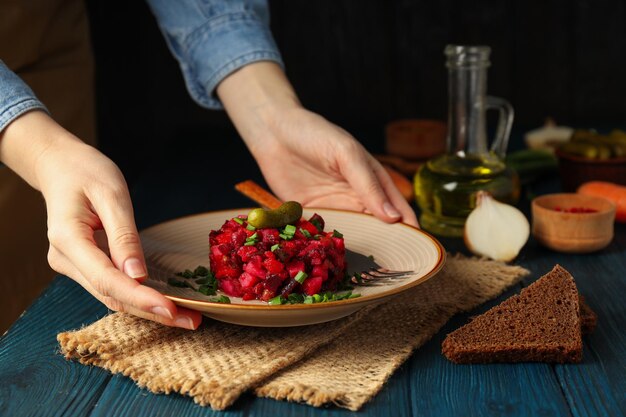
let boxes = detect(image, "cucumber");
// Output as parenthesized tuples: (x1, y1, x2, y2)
(247, 201, 303, 229)
(505, 149, 558, 184)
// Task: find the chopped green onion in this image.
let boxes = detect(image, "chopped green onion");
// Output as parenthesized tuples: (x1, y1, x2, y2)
(332, 229, 343, 238)
(348, 293, 361, 299)
(195, 277, 210, 285)
(268, 295, 284, 305)
(313, 234, 322, 240)
(270, 244, 280, 252)
(198, 285, 217, 296)
(232, 217, 244, 225)
(246, 224, 256, 231)
(287, 293, 304, 304)
(300, 228, 312, 238)
(303, 296, 314, 304)
(167, 278, 191, 288)
(245, 232, 259, 246)
(279, 233, 292, 240)
(211, 295, 230, 304)
(176, 269, 194, 279)
(312, 294, 322, 303)
(294, 271, 308, 284)
(193, 265, 209, 277)
(283, 224, 296, 235)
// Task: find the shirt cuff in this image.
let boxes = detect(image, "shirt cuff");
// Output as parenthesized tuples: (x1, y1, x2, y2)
(148, 1, 284, 110)
(0, 61, 48, 133)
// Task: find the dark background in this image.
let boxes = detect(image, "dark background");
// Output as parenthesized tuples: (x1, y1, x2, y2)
(85, 0, 626, 223)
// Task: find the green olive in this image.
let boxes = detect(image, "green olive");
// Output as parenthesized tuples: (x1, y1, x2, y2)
(559, 142, 599, 158)
(610, 143, 626, 157)
(570, 129, 598, 143)
(609, 129, 626, 144)
(597, 144, 612, 160)
(247, 201, 303, 229)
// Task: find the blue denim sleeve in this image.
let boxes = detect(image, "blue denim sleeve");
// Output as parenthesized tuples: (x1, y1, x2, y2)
(146, 0, 284, 109)
(0, 60, 48, 133)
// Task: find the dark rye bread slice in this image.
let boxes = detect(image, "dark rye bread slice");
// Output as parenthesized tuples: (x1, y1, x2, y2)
(580, 296, 598, 335)
(442, 265, 582, 363)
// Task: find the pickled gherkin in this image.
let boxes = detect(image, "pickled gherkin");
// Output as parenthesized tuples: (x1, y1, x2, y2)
(559, 128, 626, 159)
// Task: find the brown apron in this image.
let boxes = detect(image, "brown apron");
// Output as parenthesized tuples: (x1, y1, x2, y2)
(0, 0, 96, 331)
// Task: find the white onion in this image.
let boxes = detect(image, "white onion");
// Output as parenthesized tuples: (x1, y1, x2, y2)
(464, 191, 530, 262)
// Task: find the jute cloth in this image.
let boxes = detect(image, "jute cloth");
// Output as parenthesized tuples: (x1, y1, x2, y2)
(58, 255, 529, 410)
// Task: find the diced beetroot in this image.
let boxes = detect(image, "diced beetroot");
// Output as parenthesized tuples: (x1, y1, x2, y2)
(311, 264, 329, 282)
(263, 257, 284, 274)
(231, 228, 247, 246)
(208, 212, 345, 302)
(253, 282, 265, 297)
(332, 237, 345, 252)
(264, 274, 283, 293)
(244, 256, 266, 279)
(308, 213, 325, 232)
(219, 278, 242, 297)
(287, 260, 306, 278)
(302, 276, 323, 296)
(239, 271, 260, 289)
(242, 292, 256, 301)
(211, 243, 231, 258)
(296, 220, 319, 237)
(214, 231, 233, 245)
(260, 228, 280, 244)
(237, 245, 258, 262)
(213, 258, 241, 279)
(260, 289, 275, 302)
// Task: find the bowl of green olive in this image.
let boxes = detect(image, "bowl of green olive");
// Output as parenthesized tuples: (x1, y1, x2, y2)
(556, 129, 626, 191)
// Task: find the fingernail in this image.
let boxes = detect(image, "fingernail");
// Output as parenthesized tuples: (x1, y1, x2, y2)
(175, 315, 195, 330)
(152, 306, 173, 320)
(124, 257, 147, 279)
(383, 202, 401, 218)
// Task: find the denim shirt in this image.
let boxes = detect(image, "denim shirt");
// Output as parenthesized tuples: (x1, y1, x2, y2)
(0, 0, 283, 134)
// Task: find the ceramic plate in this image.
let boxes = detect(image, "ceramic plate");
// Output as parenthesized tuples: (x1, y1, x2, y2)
(141, 208, 445, 327)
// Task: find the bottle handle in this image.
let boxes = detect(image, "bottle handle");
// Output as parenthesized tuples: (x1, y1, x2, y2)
(486, 96, 514, 158)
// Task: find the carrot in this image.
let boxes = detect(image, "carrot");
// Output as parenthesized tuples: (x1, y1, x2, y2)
(235, 180, 282, 209)
(577, 181, 626, 222)
(383, 164, 414, 202)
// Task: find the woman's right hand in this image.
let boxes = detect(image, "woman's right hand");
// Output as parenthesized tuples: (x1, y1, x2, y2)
(0, 111, 201, 329)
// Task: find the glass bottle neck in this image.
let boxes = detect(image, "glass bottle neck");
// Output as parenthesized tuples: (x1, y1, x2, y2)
(445, 45, 491, 157)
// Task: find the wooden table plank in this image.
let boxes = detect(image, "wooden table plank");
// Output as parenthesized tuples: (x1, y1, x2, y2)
(90, 374, 244, 417)
(0, 277, 111, 417)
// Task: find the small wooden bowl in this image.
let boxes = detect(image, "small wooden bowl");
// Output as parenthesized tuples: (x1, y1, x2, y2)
(385, 119, 447, 160)
(556, 148, 626, 191)
(532, 193, 616, 253)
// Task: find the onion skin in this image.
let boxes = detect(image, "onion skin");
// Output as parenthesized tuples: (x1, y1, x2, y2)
(464, 191, 530, 262)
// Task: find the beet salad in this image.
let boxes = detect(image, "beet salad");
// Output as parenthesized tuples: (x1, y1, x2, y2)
(209, 212, 346, 302)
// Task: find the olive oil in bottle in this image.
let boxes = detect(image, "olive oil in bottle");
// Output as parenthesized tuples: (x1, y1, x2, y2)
(414, 153, 520, 237)
(415, 45, 519, 237)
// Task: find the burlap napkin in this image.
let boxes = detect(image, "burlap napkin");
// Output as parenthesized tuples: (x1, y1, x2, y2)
(58, 255, 529, 410)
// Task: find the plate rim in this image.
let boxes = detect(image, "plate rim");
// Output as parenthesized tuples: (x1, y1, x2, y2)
(140, 207, 446, 311)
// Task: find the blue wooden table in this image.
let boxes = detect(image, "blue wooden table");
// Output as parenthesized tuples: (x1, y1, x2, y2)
(1, 153, 625, 416)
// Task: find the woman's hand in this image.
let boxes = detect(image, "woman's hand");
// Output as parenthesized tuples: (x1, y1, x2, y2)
(218, 62, 418, 226)
(0, 111, 201, 329)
